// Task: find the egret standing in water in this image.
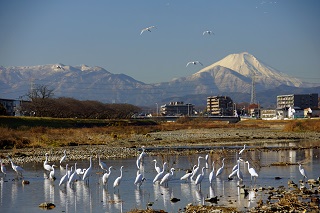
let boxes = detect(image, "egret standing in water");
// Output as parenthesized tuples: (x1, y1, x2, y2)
(160, 168, 175, 187)
(153, 162, 168, 184)
(134, 170, 146, 188)
(180, 165, 196, 182)
(59, 164, 69, 187)
(239, 145, 246, 155)
(245, 161, 259, 181)
(216, 158, 225, 177)
(190, 156, 203, 181)
(0, 159, 6, 176)
(49, 165, 57, 181)
(7, 156, 24, 178)
(60, 150, 67, 164)
(102, 166, 112, 186)
(195, 167, 206, 190)
(208, 161, 215, 184)
(83, 156, 92, 184)
(98, 155, 108, 171)
(113, 166, 124, 192)
(152, 159, 161, 173)
(298, 164, 307, 181)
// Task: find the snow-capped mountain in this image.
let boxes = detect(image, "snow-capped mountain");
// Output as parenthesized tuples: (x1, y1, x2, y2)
(0, 52, 318, 106)
(195, 52, 303, 89)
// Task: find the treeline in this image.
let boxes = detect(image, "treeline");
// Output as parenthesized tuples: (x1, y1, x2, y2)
(21, 97, 141, 119)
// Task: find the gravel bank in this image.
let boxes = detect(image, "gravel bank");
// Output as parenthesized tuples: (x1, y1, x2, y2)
(1, 128, 319, 164)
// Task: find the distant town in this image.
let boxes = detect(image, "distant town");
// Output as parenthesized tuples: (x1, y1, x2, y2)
(2, 93, 318, 121)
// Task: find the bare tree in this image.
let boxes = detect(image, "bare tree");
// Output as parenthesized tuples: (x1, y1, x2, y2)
(26, 84, 54, 101)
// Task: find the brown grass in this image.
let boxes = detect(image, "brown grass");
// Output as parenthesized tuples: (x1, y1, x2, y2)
(0, 118, 319, 149)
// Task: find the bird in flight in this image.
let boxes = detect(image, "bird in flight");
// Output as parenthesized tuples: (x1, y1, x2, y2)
(140, 26, 156, 35)
(203, 30, 214, 35)
(186, 61, 203, 67)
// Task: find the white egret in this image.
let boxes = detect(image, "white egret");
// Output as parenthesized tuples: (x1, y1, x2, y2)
(49, 165, 57, 180)
(134, 170, 146, 188)
(245, 161, 258, 181)
(203, 30, 214, 35)
(232, 157, 243, 172)
(228, 169, 238, 179)
(113, 166, 124, 190)
(98, 155, 108, 171)
(67, 166, 73, 179)
(237, 160, 243, 182)
(298, 164, 307, 181)
(186, 61, 203, 67)
(190, 156, 203, 181)
(205, 154, 209, 168)
(76, 168, 86, 176)
(68, 163, 79, 186)
(215, 158, 225, 177)
(160, 168, 175, 187)
(140, 26, 156, 35)
(153, 162, 168, 183)
(208, 161, 215, 184)
(83, 156, 93, 183)
(136, 146, 147, 169)
(0, 159, 6, 176)
(180, 165, 196, 182)
(195, 167, 206, 190)
(152, 159, 161, 173)
(59, 164, 69, 186)
(239, 144, 246, 155)
(43, 153, 53, 173)
(102, 166, 112, 185)
(8, 157, 24, 178)
(60, 150, 67, 164)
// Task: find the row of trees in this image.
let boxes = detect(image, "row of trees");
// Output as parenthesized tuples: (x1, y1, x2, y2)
(20, 84, 140, 119)
(21, 97, 141, 119)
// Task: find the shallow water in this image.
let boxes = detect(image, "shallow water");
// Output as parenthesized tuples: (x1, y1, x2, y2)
(0, 145, 319, 213)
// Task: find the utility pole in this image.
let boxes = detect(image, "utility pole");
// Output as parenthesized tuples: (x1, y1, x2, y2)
(250, 74, 256, 104)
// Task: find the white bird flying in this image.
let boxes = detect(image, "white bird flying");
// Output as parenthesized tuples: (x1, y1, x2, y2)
(203, 30, 214, 35)
(186, 61, 203, 67)
(140, 26, 156, 35)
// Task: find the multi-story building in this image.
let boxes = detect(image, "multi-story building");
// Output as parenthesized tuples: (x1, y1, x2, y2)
(160, 102, 194, 116)
(277, 93, 318, 109)
(0, 98, 21, 116)
(207, 96, 234, 116)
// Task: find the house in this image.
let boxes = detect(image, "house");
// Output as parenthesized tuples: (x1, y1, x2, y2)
(0, 98, 21, 116)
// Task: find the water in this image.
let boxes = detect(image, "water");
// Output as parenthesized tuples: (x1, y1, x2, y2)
(0, 146, 319, 213)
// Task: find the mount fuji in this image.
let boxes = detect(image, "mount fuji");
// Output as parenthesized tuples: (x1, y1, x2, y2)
(0, 52, 318, 107)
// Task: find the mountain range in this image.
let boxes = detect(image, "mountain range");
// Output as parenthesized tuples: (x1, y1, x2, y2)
(1, 52, 319, 108)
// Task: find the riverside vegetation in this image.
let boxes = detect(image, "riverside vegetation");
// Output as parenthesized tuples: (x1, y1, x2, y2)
(0, 116, 320, 212)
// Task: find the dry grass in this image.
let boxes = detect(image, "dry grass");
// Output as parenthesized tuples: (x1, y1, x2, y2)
(0, 118, 319, 149)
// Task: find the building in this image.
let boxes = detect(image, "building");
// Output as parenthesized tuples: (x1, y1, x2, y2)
(277, 93, 318, 109)
(160, 102, 194, 116)
(207, 96, 234, 116)
(0, 98, 21, 116)
(260, 109, 277, 120)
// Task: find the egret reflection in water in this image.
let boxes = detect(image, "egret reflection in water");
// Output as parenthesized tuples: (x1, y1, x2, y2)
(0, 146, 319, 213)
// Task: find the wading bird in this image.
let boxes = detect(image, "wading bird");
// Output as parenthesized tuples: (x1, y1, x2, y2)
(239, 144, 246, 155)
(160, 168, 175, 187)
(195, 167, 206, 190)
(102, 166, 112, 186)
(216, 158, 225, 177)
(83, 156, 93, 183)
(7, 156, 25, 178)
(208, 161, 215, 184)
(134, 170, 146, 188)
(98, 155, 108, 171)
(298, 163, 307, 181)
(152, 159, 161, 173)
(153, 162, 168, 184)
(113, 166, 124, 191)
(59, 164, 69, 186)
(245, 161, 258, 181)
(60, 150, 67, 164)
(0, 159, 6, 176)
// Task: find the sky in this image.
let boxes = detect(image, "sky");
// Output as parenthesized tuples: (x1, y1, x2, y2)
(0, 0, 319, 84)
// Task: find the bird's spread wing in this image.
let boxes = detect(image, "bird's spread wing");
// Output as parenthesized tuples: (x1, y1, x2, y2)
(197, 61, 203, 66)
(186, 62, 192, 67)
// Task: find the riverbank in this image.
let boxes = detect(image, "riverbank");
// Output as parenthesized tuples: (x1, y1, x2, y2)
(1, 126, 319, 164)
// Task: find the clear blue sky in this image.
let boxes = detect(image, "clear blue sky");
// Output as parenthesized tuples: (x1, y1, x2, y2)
(1, 0, 319, 84)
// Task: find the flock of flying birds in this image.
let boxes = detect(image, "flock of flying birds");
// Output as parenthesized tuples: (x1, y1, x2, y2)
(0, 144, 309, 194)
(140, 25, 213, 68)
